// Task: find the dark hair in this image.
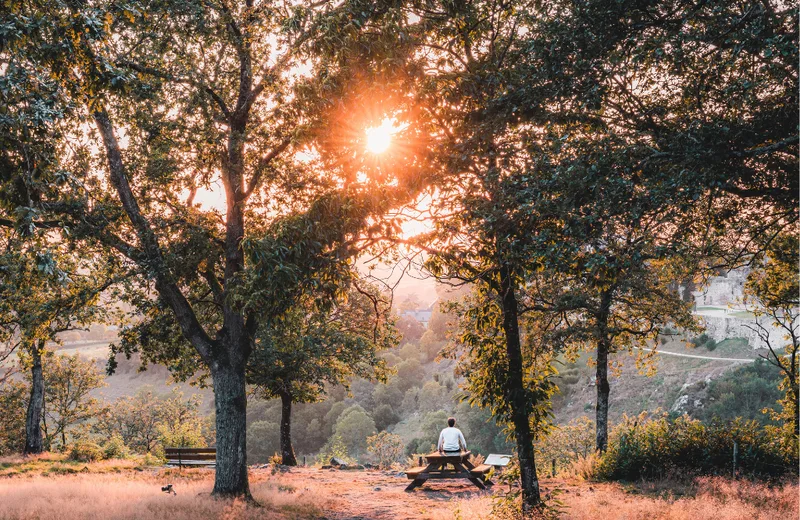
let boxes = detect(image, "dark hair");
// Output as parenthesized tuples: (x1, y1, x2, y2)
(447, 417, 455, 427)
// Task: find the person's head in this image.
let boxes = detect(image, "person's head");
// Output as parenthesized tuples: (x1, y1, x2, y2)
(447, 417, 456, 427)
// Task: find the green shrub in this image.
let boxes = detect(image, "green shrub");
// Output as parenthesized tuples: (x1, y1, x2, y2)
(68, 441, 104, 462)
(103, 434, 130, 459)
(595, 413, 797, 482)
(705, 338, 717, 351)
(367, 431, 405, 469)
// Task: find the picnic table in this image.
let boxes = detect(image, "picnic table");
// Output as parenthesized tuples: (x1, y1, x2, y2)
(405, 451, 494, 492)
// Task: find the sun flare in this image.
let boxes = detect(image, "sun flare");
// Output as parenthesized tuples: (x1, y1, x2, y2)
(365, 118, 400, 154)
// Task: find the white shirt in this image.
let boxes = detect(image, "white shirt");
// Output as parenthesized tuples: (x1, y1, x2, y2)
(438, 427, 466, 452)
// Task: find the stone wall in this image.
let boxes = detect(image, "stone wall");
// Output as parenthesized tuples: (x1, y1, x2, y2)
(689, 268, 750, 307)
(699, 315, 792, 350)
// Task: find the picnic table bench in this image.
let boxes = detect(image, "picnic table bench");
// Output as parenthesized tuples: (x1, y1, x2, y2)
(165, 447, 216, 468)
(405, 451, 493, 492)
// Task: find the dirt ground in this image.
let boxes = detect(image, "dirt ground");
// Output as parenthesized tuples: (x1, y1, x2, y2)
(255, 466, 496, 519)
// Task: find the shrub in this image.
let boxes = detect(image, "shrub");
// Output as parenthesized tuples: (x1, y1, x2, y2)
(595, 412, 798, 482)
(367, 432, 405, 469)
(103, 434, 130, 459)
(316, 435, 354, 466)
(68, 441, 104, 462)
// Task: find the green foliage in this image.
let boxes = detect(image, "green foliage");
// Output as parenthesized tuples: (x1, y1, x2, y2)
(333, 405, 376, 459)
(68, 441, 104, 463)
(696, 360, 782, 426)
(691, 334, 717, 351)
(94, 387, 208, 454)
(102, 434, 130, 460)
(595, 413, 798, 482)
(247, 421, 280, 464)
(453, 401, 512, 456)
(372, 404, 400, 431)
(393, 359, 425, 393)
(316, 434, 353, 466)
(366, 431, 405, 469)
(0, 380, 27, 455)
(248, 283, 396, 406)
(537, 417, 595, 473)
(743, 231, 800, 437)
(39, 353, 106, 450)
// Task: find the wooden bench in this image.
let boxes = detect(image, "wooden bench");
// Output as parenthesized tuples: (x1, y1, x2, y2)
(405, 466, 428, 478)
(469, 464, 493, 476)
(165, 447, 216, 468)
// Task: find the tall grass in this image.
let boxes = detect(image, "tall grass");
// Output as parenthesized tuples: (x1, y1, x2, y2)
(562, 477, 798, 520)
(0, 470, 326, 520)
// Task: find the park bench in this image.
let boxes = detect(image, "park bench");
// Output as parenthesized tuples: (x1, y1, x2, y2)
(165, 447, 216, 468)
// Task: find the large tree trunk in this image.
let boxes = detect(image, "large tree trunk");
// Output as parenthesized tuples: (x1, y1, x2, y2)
(595, 290, 613, 453)
(211, 359, 251, 499)
(499, 265, 542, 512)
(279, 391, 297, 466)
(24, 341, 45, 455)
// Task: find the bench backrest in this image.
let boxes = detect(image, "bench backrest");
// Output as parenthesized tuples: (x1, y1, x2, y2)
(165, 447, 216, 461)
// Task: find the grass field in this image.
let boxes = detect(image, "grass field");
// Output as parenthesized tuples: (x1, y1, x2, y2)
(0, 455, 795, 519)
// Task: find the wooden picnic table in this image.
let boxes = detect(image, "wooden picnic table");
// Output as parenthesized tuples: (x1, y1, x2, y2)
(405, 451, 494, 492)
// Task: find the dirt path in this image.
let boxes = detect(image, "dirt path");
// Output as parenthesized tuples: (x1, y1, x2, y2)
(255, 466, 496, 520)
(634, 347, 755, 363)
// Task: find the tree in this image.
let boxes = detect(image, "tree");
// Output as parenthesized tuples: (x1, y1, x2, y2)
(0, 380, 27, 455)
(372, 404, 400, 431)
(248, 284, 395, 465)
(743, 231, 799, 437)
(253, 289, 392, 462)
(247, 421, 280, 464)
(0, 234, 115, 455)
(38, 354, 105, 450)
(367, 431, 404, 469)
(396, 315, 425, 345)
(2, 0, 424, 497)
(333, 405, 376, 460)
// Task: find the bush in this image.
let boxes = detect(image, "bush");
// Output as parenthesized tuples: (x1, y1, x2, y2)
(595, 412, 798, 482)
(316, 434, 354, 466)
(68, 441, 104, 462)
(103, 434, 130, 459)
(367, 432, 405, 469)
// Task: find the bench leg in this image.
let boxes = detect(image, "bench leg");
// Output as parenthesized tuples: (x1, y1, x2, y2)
(405, 478, 426, 492)
(468, 477, 487, 490)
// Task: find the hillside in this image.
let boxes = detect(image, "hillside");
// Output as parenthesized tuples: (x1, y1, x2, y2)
(54, 329, 776, 468)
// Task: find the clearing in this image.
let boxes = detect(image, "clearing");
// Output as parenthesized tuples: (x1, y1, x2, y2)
(0, 456, 796, 520)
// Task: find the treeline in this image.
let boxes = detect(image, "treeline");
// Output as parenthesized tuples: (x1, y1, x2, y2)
(0, 354, 212, 460)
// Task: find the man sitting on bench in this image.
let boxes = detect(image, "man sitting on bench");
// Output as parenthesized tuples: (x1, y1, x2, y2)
(437, 417, 467, 455)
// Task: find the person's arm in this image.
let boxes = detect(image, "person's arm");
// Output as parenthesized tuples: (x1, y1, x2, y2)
(438, 430, 444, 453)
(458, 430, 467, 451)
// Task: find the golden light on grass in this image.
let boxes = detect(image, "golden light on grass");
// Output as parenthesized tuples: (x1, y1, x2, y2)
(364, 118, 401, 154)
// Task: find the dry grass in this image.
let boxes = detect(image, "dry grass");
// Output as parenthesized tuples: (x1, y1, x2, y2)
(0, 452, 145, 477)
(0, 468, 327, 520)
(559, 477, 799, 520)
(0, 460, 795, 520)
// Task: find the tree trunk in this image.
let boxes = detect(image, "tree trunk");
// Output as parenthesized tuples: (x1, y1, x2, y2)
(279, 391, 297, 466)
(595, 290, 613, 453)
(211, 359, 251, 499)
(499, 265, 542, 512)
(595, 338, 610, 452)
(24, 341, 45, 455)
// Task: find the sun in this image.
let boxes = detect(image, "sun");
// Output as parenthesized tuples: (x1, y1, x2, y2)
(365, 118, 400, 154)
